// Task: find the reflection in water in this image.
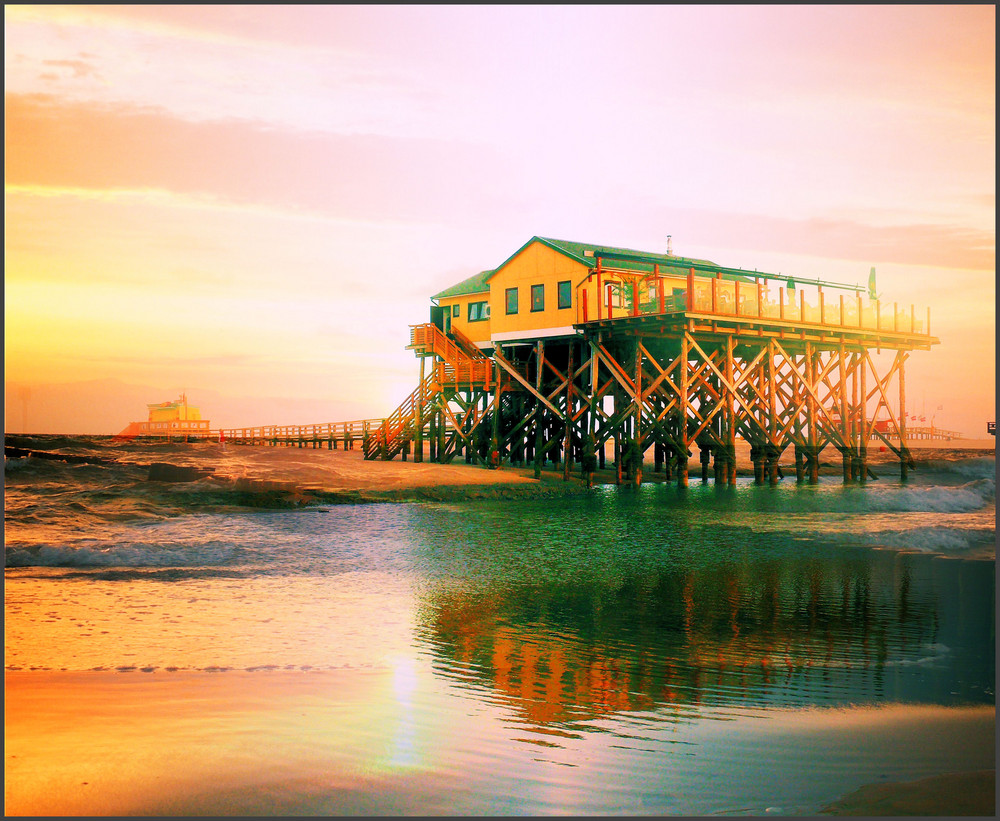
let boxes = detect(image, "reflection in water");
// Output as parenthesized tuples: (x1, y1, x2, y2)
(414, 500, 993, 735)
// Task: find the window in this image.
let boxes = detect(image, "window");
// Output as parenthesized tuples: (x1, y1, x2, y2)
(468, 301, 489, 322)
(557, 280, 572, 310)
(452, 304, 460, 317)
(505, 287, 518, 315)
(531, 284, 545, 312)
(607, 283, 622, 308)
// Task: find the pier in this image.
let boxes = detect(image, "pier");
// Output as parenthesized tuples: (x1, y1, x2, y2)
(220, 237, 940, 485)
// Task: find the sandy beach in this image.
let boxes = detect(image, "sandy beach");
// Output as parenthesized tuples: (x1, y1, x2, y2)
(221, 436, 995, 504)
(4, 439, 996, 817)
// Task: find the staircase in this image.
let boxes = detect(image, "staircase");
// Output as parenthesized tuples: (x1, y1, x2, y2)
(364, 323, 493, 460)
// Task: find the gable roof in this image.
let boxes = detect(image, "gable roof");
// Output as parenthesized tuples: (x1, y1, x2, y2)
(486, 236, 727, 280)
(431, 237, 758, 301)
(432, 269, 494, 300)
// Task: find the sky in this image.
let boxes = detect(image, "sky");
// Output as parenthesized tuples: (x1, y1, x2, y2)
(4, 4, 995, 436)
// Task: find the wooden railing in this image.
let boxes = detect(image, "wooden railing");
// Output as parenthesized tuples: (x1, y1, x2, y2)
(219, 419, 383, 447)
(363, 372, 437, 459)
(575, 265, 933, 337)
(409, 323, 493, 385)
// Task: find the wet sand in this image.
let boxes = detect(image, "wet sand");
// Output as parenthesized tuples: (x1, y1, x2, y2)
(819, 769, 996, 816)
(5, 670, 994, 817)
(221, 437, 994, 504)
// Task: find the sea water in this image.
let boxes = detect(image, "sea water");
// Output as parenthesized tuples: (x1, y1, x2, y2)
(4, 435, 995, 815)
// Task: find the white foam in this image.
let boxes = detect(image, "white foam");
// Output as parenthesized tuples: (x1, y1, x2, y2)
(858, 525, 995, 555)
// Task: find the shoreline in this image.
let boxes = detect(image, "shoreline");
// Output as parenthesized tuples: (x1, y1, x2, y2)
(4, 670, 994, 817)
(220, 440, 994, 504)
(6, 434, 992, 504)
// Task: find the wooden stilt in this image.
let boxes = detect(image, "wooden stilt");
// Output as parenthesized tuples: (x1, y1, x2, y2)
(678, 334, 689, 488)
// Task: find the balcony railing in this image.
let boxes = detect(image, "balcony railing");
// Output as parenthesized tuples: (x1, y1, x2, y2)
(575, 266, 932, 336)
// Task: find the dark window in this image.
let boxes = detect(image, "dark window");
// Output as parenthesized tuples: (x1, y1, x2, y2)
(557, 280, 572, 309)
(531, 284, 544, 312)
(505, 287, 518, 315)
(452, 304, 460, 317)
(468, 301, 489, 322)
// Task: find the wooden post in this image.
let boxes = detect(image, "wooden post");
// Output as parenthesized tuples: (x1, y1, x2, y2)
(687, 268, 694, 312)
(428, 409, 437, 463)
(859, 353, 868, 483)
(807, 343, 819, 484)
(767, 339, 778, 485)
(564, 342, 574, 481)
(899, 350, 908, 481)
(414, 357, 424, 462)
(596, 259, 603, 321)
(633, 342, 642, 486)
(839, 343, 850, 484)
(534, 341, 545, 479)
(492, 348, 502, 469)
(438, 404, 446, 463)
(726, 335, 737, 486)
(678, 334, 689, 488)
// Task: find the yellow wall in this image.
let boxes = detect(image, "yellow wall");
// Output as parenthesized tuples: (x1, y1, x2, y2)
(486, 242, 589, 339)
(148, 402, 202, 422)
(437, 291, 492, 344)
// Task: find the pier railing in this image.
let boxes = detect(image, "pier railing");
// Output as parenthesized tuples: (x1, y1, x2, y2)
(219, 419, 384, 448)
(575, 265, 932, 337)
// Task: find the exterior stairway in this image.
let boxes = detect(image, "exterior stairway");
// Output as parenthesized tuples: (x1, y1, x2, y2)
(364, 323, 492, 460)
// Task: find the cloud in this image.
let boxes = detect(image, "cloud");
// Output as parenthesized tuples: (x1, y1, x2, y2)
(618, 206, 995, 272)
(5, 93, 519, 225)
(41, 56, 101, 80)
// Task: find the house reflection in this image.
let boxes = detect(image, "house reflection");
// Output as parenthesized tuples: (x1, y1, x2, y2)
(416, 555, 961, 727)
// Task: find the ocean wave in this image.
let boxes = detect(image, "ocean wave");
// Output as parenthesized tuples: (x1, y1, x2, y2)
(858, 526, 996, 555)
(916, 456, 996, 480)
(764, 477, 995, 515)
(5, 539, 239, 568)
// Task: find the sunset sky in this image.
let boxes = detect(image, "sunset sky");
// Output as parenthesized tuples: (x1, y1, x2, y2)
(5, 4, 995, 435)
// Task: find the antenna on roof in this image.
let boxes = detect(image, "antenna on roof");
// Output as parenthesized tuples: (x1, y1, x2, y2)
(666, 235, 673, 256)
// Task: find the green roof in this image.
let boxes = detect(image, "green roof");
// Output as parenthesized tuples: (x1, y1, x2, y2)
(538, 237, 717, 276)
(432, 237, 758, 300)
(487, 236, 742, 280)
(432, 269, 494, 300)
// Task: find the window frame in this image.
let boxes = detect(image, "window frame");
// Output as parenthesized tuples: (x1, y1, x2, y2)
(557, 280, 572, 310)
(452, 304, 460, 317)
(530, 283, 545, 313)
(505, 287, 519, 315)
(468, 300, 489, 322)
